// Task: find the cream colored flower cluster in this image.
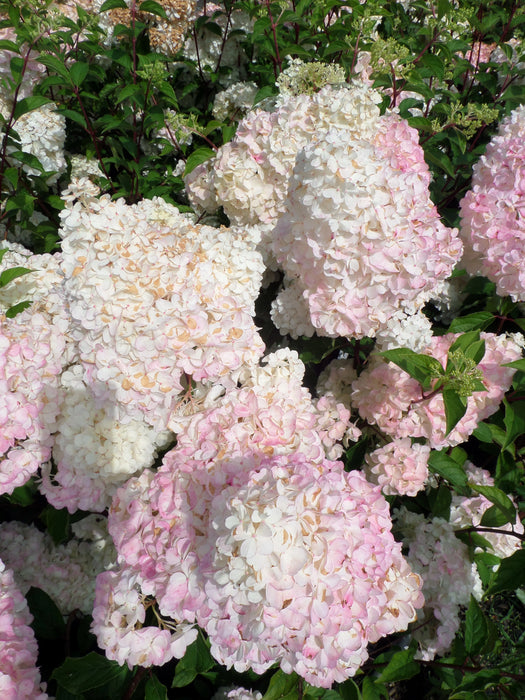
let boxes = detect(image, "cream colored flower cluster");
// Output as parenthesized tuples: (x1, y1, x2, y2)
(185, 83, 382, 240)
(40, 364, 172, 513)
(59, 185, 265, 430)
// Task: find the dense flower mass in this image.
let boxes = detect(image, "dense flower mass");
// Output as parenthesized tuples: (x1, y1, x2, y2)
(92, 567, 197, 668)
(460, 105, 525, 301)
(59, 184, 265, 430)
(185, 83, 383, 234)
(395, 507, 483, 661)
(0, 559, 48, 699)
(271, 116, 462, 339)
(40, 364, 172, 512)
(0, 518, 116, 615)
(109, 451, 423, 687)
(351, 332, 522, 448)
(364, 438, 430, 496)
(0, 303, 69, 494)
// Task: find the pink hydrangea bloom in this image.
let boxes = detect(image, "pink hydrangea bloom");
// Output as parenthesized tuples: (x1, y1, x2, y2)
(460, 105, 525, 301)
(92, 568, 197, 669)
(364, 438, 430, 496)
(185, 83, 383, 237)
(450, 462, 524, 559)
(272, 117, 462, 339)
(351, 332, 522, 448)
(0, 303, 69, 495)
(109, 451, 423, 687)
(169, 349, 353, 463)
(395, 508, 483, 661)
(0, 559, 48, 699)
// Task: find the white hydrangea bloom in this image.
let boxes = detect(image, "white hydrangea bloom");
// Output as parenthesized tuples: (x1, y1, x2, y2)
(40, 364, 172, 513)
(7, 103, 66, 184)
(212, 82, 258, 122)
(0, 520, 116, 615)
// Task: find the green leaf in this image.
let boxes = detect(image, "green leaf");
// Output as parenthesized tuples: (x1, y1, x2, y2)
(56, 108, 87, 128)
(502, 398, 525, 450)
(7, 481, 37, 505)
(362, 678, 386, 700)
(468, 483, 516, 524)
(52, 653, 128, 693)
(479, 505, 510, 528)
(145, 675, 168, 700)
(183, 147, 215, 177)
(464, 595, 488, 656)
(13, 95, 52, 121)
(172, 632, 214, 688)
(381, 348, 443, 391)
(37, 54, 71, 80)
(337, 679, 361, 700)
(40, 506, 70, 545)
(139, 0, 168, 17)
(3, 166, 18, 189)
(69, 62, 89, 87)
(0, 40, 20, 52)
(262, 670, 299, 700)
(428, 450, 468, 491)
(450, 669, 507, 695)
(376, 648, 420, 683)
(472, 422, 493, 443)
(503, 358, 525, 373)
(428, 483, 452, 520)
(99, 0, 127, 10)
(253, 85, 278, 105)
(0, 266, 32, 288)
(5, 300, 31, 318)
(26, 587, 66, 640)
(448, 312, 493, 333)
(443, 385, 468, 435)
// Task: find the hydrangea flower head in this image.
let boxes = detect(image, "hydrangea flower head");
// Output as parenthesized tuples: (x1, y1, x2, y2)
(460, 105, 525, 301)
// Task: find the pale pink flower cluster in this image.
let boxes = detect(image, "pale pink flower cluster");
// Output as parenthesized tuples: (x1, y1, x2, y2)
(271, 116, 462, 339)
(169, 349, 353, 463)
(0, 305, 68, 495)
(212, 687, 262, 700)
(364, 439, 430, 496)
(40, 364, 172, 513)
(92, 568, 197, 669)
(0, 519, 116, 615)
(108, 450, 423, 687)
(460, 104, 525, 301)
(59, 187, 265, 430)
(0, 560, 48, 699)
(185, 83, 383, 237)
(395, 507, 483, 661)
(352, 332, 522, 449)
(450, 462, 524, 559)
